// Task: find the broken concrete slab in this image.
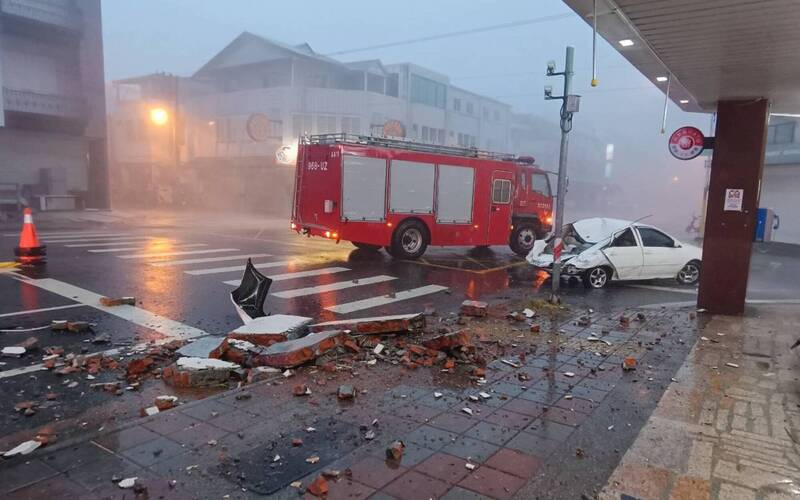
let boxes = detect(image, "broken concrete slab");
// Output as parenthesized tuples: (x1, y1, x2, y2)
(176, 336, 227, 358)
(246, 366, 281, 384)
(228, 314, 312, 346)
(99, 296, 136, 307)
(460, 300, 488, 317)
(2, 346, 26, 357)
(309, 313, 425, 335)
(17, 337, 39, 351)
(3, 440, 42, 457)
(249, 330, 349, 369)
(162, 357, 239, 388)
(422, 331, 473, 352)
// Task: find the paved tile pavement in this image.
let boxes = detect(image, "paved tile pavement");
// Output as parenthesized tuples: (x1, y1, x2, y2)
(1, 303, 758, 499)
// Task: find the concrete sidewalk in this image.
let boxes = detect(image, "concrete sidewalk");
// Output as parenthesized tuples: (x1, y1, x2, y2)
(599, 304, 800, 500)
(1, 302, 793, 499)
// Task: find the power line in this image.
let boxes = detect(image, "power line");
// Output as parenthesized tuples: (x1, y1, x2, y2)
(325, 12, 574, 56)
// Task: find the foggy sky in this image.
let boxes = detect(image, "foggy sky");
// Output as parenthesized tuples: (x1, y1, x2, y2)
(102, 0, 711, 234)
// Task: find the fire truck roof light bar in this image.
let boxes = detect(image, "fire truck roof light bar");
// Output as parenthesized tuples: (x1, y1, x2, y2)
(303, 133, 535, 163)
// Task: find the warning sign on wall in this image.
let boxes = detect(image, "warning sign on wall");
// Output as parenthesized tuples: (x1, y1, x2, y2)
(724, 188, 744, 212)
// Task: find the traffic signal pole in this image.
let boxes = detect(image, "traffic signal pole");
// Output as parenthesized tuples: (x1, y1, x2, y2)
(545, 46, 577, 302)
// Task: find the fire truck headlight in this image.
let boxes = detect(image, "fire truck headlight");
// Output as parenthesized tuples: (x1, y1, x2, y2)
(290, 222, 297, 230)
(386, 222, 393, 228)
(324, 231, 331, 238)
(546, 215, 553, 224)
(332, 232, 338, 239)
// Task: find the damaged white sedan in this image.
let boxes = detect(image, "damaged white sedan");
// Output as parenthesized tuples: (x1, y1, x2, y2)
(526, 218, 702, 289)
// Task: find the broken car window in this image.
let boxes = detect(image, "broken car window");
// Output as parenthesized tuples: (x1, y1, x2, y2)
(611, 228, 637, 247)
(638, 227, 675, 248)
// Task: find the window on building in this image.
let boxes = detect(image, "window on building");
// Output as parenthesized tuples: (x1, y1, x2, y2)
(492, 179, 512, 204)
(638, 227, 675, 248)
(367, 74, 385, 93)
(412, 124, 419, 138)
(453, 98, 461, 112)
(466, 102, 474, 115)
(341, 116, 361, 134)
(292, 114, 313, 138)
(437, 129, 445, 144)
(531, 173, 551, 196)
(421, 126, 430, 142)
(493, 110, 500, 121)
(317, 115, 337, 134)
(410, 74, 446, 108)
(482, 107, 489, 119)
(768, 122, 796, 144)
(386, 74, 399, 97)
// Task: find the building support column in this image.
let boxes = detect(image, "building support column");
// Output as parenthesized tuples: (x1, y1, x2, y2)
(697, 99, 769, 315)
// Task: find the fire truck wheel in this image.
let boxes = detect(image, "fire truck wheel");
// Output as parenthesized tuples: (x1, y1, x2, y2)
(509, 222, 539, 256)
(352, 242, 381, 251)
(390, 220, 429, 259)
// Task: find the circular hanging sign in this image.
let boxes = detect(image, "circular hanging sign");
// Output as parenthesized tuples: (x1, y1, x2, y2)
(668, 126, 705, 160)
(246, 113, 271, 142)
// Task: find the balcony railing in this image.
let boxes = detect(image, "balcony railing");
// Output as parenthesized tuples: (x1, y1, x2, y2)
(0, 0, 82, 32)
(3, 87, 86, 120)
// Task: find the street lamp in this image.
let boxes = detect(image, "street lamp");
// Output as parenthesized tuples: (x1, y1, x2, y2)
(150, 107, 169, 126)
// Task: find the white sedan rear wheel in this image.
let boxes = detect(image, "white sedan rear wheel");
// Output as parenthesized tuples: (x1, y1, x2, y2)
(677, 261, 701, 285)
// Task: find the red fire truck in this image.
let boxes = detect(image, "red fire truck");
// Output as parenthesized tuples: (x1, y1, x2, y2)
(291, 134, 553, 259)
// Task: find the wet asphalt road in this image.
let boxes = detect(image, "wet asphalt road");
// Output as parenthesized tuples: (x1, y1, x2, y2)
(0, 212, 798, 444)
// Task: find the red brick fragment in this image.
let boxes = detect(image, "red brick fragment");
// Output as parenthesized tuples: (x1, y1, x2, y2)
(126, 357, 154, 377)
(443, 358, 455, 370)
(306, 476, 328, 497)
(386, 440, 405, 461)
(460, 300, 488, 317)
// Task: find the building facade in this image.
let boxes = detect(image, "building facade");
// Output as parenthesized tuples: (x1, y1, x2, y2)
(760, 116, 800, 244)
(108, 32, 539, 213)
(0, 0, 107, 211)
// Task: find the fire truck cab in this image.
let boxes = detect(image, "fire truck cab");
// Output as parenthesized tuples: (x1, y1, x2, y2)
(291, 134, 553, 259)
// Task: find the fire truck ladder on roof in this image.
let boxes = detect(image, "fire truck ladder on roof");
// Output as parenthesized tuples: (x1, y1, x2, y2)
(303, 133, 533, 163)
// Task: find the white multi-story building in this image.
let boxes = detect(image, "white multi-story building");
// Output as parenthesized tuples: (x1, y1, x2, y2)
(0, 0, 107, 211)
(108, 31, 551, 211)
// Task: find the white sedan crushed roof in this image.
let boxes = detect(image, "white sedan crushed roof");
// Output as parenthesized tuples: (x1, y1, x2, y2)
(526, 217, 702, 289)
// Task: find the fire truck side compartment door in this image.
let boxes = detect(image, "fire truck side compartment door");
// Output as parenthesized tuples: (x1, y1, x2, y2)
(436, 164, 474, 224)
(389, 160, 435, 214)
(488, 171, 513, 243)
(341, 155, 387, 221)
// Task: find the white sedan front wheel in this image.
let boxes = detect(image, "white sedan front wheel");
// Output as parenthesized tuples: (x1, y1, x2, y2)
(677, 261, 701, 285)
(583, 267, 610, 289)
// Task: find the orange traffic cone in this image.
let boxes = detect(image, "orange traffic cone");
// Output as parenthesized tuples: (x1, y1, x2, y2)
(14, 208, 46, 265)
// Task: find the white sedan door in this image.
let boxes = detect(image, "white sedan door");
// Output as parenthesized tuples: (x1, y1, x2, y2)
(636, 227, 683, 278)
(601, 228, 644, 279)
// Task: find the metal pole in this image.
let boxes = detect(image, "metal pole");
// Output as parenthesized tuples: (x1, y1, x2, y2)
(550, 46, 574, 301)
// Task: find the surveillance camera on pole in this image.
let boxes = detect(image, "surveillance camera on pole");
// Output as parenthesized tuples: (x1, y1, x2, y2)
(544, 46, 580, 303)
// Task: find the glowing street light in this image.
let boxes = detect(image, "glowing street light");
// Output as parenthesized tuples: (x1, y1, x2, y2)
(149, 107, 169, 126)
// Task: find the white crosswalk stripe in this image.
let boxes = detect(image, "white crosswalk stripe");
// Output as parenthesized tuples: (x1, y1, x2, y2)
(222, 267, 350, 285)
(89, 243, 206, 253)
(272, 275, 397, 298)
(4, 231, 119, 237)
(325, 285, 449, 314)
(41, 234, 131, 242)
(65, 238, 157, 247)
(119, 248, 239, 259)
(149, 254, 272, 267)
(185, 260, 290, 276)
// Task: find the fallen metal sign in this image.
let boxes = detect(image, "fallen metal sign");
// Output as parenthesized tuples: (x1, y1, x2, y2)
(230, 259, 272, 323)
